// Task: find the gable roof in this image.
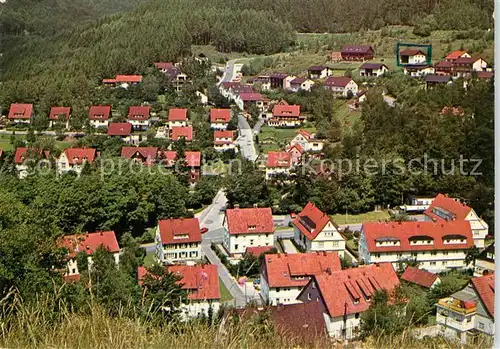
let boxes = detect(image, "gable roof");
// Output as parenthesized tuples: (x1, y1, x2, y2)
(225, 207, 274, 235)
(8, 103, 33, 119)
(128, 106, 151, 120)
(153, 62, 174, 70)
(185, 151, 201, 167)
(308, 65, 327, 72)
(107, 122, 132, 136)
(121, 146, 159, 163)
(445, 50, 469, 60)
(435, 60, 453, 68)
(103, 75, 142, 84)
(292, 202, 339, 241)
(158, 218, 202, 245)
(168, 108, 188, 122)
(324, 76, 354, 88)
(360, 62, 388, 70)
(272, 104, 301, 117)
(239, 93, 263, 101)
(14, 147, 50, 164)
(425, 74, 451, 83)
(286, 143, 305, 154)
(424, 193, 472, 221)
(210, 108, 231, 123)
(266, 151, 292, 168)
(63, 148, 97, 165)
(49, 106, 71, 120)
(290, 77, 308, 85)
(341, 45, 373, 54)
(362, 220, 473, 253)
(296, 129, 313, 140)
(401, 266, 439, 288)
(61, 231, 120, 257)
(304, 263, 400, 317)
(454, 57, 482, 65)
(471, 274, 494, 317)
(400, 49, 426, 56)
(171, 126, 193, 141)
(89, 105, 111, 120)
(262, 251, 341, 288)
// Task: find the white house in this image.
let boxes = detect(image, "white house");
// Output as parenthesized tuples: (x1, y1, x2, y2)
(89, 105, 112, 128)
(359, 220, 474, 273)
(289, 129, 324, 152)
(359, 63, 389, 77)
(474, 243, 494, 277)
(323, 77, 358, 97)
(168, 108, 188, 128)
(138, 264, 221, 321)
(400, 49, 427, 65)
(436, 274, 494, 344)
(214, 130, 236, 152)
(292, 202, 346, 257)
(308, 66, 332, 79)
(57, 148, 98, 176)
(424, 193, 489, 248)
(14, 147, 51, 179)
(223, 207, 275, 257)
(210, 108, 231, 130)
(8, 103, 33, 124)
(268, 104, 305, 128)
(403, 65, 435, 77)
(155, 218, 203, 264)
(260, 252, 341, 306)
(265, 151, 292, 180)
(235, 93, 265, 113)
(128, 106, 151, 131)
(297, 263, 400, 339)
(107, 122, 142, 145)
(60, 231, 120, 281)
(49, 106, 71, 129)
(288, 77, 315, 92)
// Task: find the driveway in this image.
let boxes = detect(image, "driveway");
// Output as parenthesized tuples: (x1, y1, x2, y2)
(237, 114, 257, 161)
(281, 239, 298, 254)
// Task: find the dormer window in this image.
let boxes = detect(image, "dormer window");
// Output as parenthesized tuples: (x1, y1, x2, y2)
(353, 298, 360, 305)
(248, 225, 256, 231)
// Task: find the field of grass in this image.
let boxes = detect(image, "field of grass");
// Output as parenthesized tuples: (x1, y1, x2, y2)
(258, 125, 316, 152)
(0, 134, 24, 151)
(143, 251, 157, 267)
(331, 210, 390, 225)
(219, 278, 233, 302)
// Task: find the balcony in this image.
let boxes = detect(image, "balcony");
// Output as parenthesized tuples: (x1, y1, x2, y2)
(438, 298, 476, 314)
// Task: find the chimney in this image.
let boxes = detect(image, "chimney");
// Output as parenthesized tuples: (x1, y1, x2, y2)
(234, 204, 240, 209)
(253, 203, 258, 208)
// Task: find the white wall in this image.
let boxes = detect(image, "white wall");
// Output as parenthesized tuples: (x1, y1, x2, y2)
(223, 225, 274, 255)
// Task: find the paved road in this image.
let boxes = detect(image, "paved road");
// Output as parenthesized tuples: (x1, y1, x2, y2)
(218, 59, 239, 85)
(237, 114, 257, 161)
(253, 119, 265, 134)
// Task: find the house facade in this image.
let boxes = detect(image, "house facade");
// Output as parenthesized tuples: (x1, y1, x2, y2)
(403, 65, 435, 77)
(168, 108, 188, 128)
(210, 108, 231, 130)
(288, 77, 314, 92)
(57, 148, 97, 175)
(285, 144, 304, 165)
(14, 147, 51, 179)
(292, 202, 346, 256)
(89, 105, 112, 128)
(49, 106, 71, 129)
(128, 106, 151, 130)
(289, 129, 324, 152)
(260, 252, 341, 306)
(323, 77, 358, 97)
(399, 49, 427, 65)
(214, 130, 236, 152)
(265, 151, 292, 180)
(359, 63, 388, 77)
(8, 103, 34, 124)
(308, 66, 332, 79)
(341, 45, 374, 61)
(155, 218, 203, 264)
(107, 122, 141, 145)
(359, 220, 474, 273)
(223, 207, 275, 256)
(268, 104, 304, 128)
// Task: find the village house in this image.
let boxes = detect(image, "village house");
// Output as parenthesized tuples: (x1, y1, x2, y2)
(214, 130, 236, 152)
(235, 92, 265, 112)
(359, 220, 474, 273)
(399, 49, 427, 65)
(269, 73, 289, 89)
(219, 82, 241, 99)
(121, 146, 159, 165)
(403, 64, 435, 77)
(285, 143, 304, 166)
(171, 126, 194, 142)
(8, 103, 34, 124)
(103, 75, 142, 88)
(210, 108, 231, 130)
(436, 274, 494, 344)
(107, 122, 142, 145)
(289, 129, 324, 152)
(168, 108, 188, 128)
(222, 207, 275, 257)
(154, 63, 189, 91)
(359, 63, 389, 77)
(268, 104, 305, 128)
(138, 265, 220, 320)
(435, 60, 454, 75)
(229, 84, 254, 101)
(57, 148, 98, 175)
(341, 45, 374, 61)
(452, 57, 488, 78)
(297, 263, 400, 339)
(288, 77, 314, 92)
(425, 74, 452, 89)
(424, 193, 489, 248)
(260, 252, 341, 306)
(474, 243, 494, 277)
(323, 77, 358, 97)
(128, 106, 151, 131)
(162, 150, 201, 183)
(265, 151, 292, 180)
(89, 105, 112, 128)
(155, 217, 203, 264)
(445, 50, 471, 62)
(253, 75, 271, 91)
(400, 266, 441, 289)
(14, 147, 51, 179)
(292, 202, 346, 256)
(49, 106, 71, 129)
(153, 62, 176, 73)
(307, 66, 332, 79)
(61, 231, 120, 281)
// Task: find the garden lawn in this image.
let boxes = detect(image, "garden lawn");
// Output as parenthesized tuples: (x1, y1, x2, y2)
(219, 278, 233, 302)
(331, 210, 390, 225)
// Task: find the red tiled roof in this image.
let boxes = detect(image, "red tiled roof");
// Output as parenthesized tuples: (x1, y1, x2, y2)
(239, 93, 262, 101)
(154, 62, 174, 70)
(64, 274, 81, 283)
(210, 108, 231, 123)
(454, 57, 479, 65)
(185, 151, 201, 167)
(49, 106, 71, 120)
(107, 122, 132, 136)
(61, 231, 120, 258)
(231, 85, 254, 94)
(360, 63, 387, 70)
(63, 148, 97, 165)
(225, 207, 274, 235)
(266, 151, 292, 168)
(440, 106, 464, 116)
(272, 104, 301, 117)
(214, 130, 234, 140)
(341, 45, 374, 54)
(304, 263, 400, 317)
(292, 202, 333, 241)
(435, 60, 453, 68)
(103, 75, 142, 84)
(121, 147, 158, 163)
(286, 143, 305, 154)
(471, 274, 495, 317)
(128, 106, 151, 121)
(245, 246, 275, 257)
(138, 265, 220, 300)
(324, 76, 353, 87)
(168, 108, 188, 122)
(158, 218, 202, 245)
(400, 49, 426, 56)
(89, 106, 111, 120)
(445, 50, 468, 60)
(424, 193, 472, 221)
(362, 220, 473, 253)
(8, 103, 33, 119)
(14, 147, 50, 164)
(220, 82, 240, 89)
(262, 252, 341, 288)
(297, 129, 313, 140)
(401, 266, 439, 288)
(171, 126, 193, 141)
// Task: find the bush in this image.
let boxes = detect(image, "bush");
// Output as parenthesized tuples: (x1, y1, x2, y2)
(413, 24, 432, 37)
